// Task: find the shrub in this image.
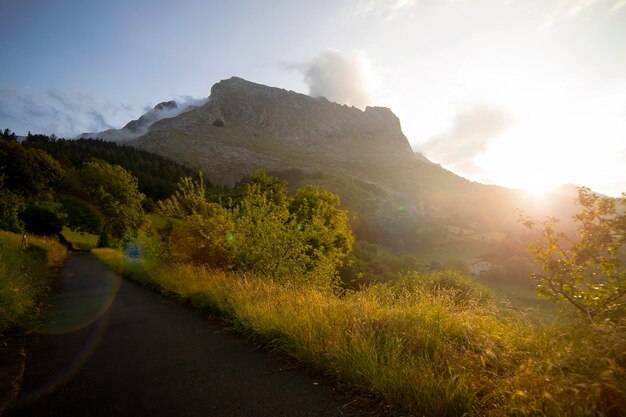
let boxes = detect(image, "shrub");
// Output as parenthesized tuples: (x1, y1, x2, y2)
(19, 205, 64, 236)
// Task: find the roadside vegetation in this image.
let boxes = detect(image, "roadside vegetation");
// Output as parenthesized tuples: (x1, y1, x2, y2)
(0, 231, 66, 333)
(95, 247, 625, 417)
(96, 174, 624, 417)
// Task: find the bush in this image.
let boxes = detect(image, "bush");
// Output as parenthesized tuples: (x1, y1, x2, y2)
(0, 179, 24, 232)
(157, 171, 353, 288)
(59, 196, 102, 234)
(19, 205, 64, 236)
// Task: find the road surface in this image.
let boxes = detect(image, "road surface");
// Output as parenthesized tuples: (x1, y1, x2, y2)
(5, 252, 362, 417)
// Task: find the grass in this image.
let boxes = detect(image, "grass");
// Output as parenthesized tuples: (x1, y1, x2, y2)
(60, 227, 99, 251)
(94, 249, 626, 417)
(486, 281, 560, 317)
(0, 231, 67, 333)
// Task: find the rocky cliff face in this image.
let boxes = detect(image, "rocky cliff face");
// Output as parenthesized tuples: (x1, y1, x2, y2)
(131, 77, 417, 185)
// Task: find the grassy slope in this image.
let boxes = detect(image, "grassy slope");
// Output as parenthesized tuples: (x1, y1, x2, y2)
(0, 231, 67, 333)
(93, 248, 625, 417)
(60, 227, 99, 251)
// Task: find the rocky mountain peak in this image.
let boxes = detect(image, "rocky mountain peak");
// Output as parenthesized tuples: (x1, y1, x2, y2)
(153, 100, 178, 111)
(184, 77, 416, 164)
(128, 76, 417, 184)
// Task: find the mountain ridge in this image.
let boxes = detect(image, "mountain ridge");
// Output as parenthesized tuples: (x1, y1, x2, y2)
(131, 77, 417, 186)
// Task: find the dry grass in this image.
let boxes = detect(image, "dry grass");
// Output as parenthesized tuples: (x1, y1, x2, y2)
(93, 249, 626, 417)
(0, 231, 67, 332)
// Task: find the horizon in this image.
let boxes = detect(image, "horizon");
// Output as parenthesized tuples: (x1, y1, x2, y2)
(1, 0, 625, 196)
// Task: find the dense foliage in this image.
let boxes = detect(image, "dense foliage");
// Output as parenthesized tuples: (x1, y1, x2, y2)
(23, 134, 199, 201)
(157, 171, 354, 286)
(79, 160, 145, 240)
(0, 133, 155, 245)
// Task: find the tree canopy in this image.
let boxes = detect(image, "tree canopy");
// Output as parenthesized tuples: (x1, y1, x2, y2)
(80, 160, 145, 240)
(157, 171, 353, 287)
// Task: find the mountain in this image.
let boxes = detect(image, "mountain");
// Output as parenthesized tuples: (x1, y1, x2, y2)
(77, 100, 198, 142)
(113, 76, 580, 250)
(131, 77, 416, 186)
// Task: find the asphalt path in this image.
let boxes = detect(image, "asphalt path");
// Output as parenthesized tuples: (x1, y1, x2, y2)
(5, 252, 362, 417)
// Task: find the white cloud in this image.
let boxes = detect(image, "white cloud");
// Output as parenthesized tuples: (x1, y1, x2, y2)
(291, 50, 374, 110)
(0, 85, 136, 138)
(0, 85, 208, 138)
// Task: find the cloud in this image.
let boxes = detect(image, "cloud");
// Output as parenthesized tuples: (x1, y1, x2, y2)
(421, 105, 514, 174)
(0, 85, 207, 139)
(0, 85, 134, 138)
(290, 50, 373, 110)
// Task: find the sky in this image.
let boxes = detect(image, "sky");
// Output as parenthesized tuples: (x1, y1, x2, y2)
(1, 0, 625, 196)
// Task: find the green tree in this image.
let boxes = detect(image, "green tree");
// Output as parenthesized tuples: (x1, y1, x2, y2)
(80, 160, 145, 240)
(520, 187, 626, 322)
(233, 180, 353, 286)
(288, 185, 353, 278)
(1, 128, 17, 141)
(59, 196, 102, 234)
(0, 175, 24, 232)
(158, 174, 236, 266)
(158, 171, 354, 287)
(0, 138, 64, 197)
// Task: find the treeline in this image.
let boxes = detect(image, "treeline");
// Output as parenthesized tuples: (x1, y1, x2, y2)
(0, 129, 355, 286)
(21, 133, 199, 202)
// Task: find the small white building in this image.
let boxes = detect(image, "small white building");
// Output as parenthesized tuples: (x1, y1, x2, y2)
(469, 258, 498, 275)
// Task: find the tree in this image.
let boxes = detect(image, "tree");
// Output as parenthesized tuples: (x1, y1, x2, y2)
(233, 180, 353, 286)
(80, 160, 145, 240)
(19, 205, 64, 236)
(288, 185, 354, 278)
(157, 172, 354, 288)
(519, 187, 626, 322)
(0, 175, 24, 232)
(1, 128, 17, 141)
(59, 196, 102, 234)
(158, 174, 236, 266)
(0, 138, 64, 197)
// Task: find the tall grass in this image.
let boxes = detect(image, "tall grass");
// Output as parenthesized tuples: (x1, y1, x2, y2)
(0, 231, 67, 333)
(93, 249, 626, 417)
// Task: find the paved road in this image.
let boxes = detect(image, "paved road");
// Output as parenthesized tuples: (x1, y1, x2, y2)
(5, 253, 361, 417)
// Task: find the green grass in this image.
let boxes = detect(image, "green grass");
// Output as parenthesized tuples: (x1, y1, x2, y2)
(60, 227, 99, 251)
(94, 248, 626, 417)
(0, 231, 67, 333)
(486, 281, 558, 312)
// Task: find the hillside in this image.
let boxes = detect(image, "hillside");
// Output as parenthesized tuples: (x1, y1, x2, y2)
(110, 77, 579, 250)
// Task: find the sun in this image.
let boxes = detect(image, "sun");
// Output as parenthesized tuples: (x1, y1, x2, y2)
(522, 181, 558, 198)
